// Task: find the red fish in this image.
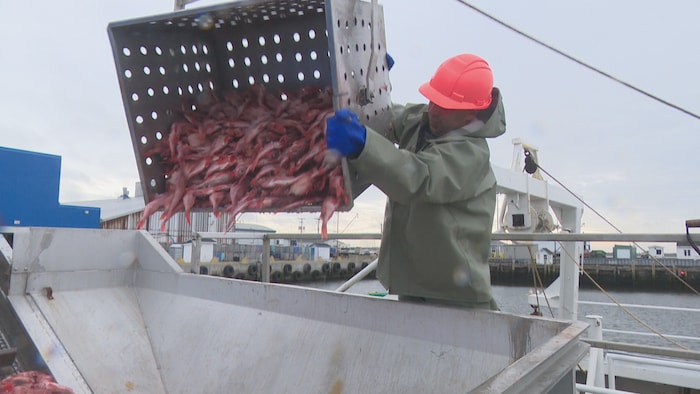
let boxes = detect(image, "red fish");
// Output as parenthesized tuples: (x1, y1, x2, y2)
(142, 85, 348, 230)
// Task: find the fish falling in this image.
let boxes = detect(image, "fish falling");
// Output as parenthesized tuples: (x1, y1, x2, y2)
(137, 84, 349, 239)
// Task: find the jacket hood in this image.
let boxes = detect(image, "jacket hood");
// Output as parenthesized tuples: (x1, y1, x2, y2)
(441, 87, 506, 140)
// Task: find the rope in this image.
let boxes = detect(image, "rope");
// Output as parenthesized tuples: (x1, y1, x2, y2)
(524, 243, 554, 317)
(528, 256, 542, 315)
(525, 244, 586, 372)
(535, 163, 700, 297)
(518, 151, 696, 348)
(453, 0, 700, 122)
(558, 241, 689, 350)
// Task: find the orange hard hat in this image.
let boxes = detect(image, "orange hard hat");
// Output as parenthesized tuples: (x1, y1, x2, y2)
(419, 54, 494, 110)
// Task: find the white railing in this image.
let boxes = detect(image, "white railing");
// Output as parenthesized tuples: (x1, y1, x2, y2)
(580, 301, 700, 313)
(606, 353, 700, 390)
(578, 301, 700, 345)
(576, 384, 636, 394)
(580, 314, 700, 392)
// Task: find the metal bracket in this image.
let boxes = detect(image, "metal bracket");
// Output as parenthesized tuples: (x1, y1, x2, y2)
(685, 219, 700, 255)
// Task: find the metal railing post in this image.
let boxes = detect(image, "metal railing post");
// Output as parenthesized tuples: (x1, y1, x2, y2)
(585, 315, 605, 388)
(335, 258, 378, 292)
(261, 236, 271, 283)
(191, 233, 201, 274)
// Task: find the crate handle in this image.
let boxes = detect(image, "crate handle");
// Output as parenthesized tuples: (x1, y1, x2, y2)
(360, 0, 380, 106)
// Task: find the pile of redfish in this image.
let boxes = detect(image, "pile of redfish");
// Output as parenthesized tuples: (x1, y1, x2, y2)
(137, 84, 349, 239)
(0, 371, 74, 393)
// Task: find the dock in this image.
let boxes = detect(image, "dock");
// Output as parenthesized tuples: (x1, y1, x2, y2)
(490, 258, 700, 290)
(188, 257, 700, 291)
(181, 258, 375, 283)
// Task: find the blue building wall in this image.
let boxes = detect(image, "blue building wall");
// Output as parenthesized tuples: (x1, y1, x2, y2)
(0, 147, 100, 228)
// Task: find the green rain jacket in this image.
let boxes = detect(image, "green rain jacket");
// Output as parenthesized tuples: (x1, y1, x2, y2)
(349, 89, 506, 308)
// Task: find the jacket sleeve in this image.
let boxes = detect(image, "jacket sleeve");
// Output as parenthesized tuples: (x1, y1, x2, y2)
(388, 103, 406, 142)
(350, 128, 495, 205)
(388, 103, 425, 143)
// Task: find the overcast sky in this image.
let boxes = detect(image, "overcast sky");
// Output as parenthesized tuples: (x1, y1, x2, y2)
(2, 0, 699, 245)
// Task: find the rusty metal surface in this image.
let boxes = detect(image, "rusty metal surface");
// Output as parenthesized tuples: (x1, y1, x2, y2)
(108, 0, 391, 208)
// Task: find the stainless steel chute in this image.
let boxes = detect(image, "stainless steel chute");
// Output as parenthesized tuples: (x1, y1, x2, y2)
(2, 227, 588, 393)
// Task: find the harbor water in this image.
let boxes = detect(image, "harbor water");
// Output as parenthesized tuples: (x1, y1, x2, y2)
(305, 280, 700, 352)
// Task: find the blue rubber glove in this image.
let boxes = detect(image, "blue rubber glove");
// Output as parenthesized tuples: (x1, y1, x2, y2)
(386, 53, 395, 71)
(326, 108, 366, 158)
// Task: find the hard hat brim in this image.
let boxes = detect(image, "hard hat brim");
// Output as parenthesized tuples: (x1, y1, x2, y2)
(419, 82, 491, 110)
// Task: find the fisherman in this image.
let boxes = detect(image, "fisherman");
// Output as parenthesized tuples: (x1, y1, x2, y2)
(326, 53, 505, 310)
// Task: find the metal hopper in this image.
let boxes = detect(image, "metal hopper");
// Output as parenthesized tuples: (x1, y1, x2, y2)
(2, 227, 588, 393)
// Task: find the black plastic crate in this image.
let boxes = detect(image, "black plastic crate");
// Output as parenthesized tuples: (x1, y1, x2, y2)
(108, 0, 392, 211)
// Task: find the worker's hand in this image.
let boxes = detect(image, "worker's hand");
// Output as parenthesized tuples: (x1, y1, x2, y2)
(326, 108, 366, 159)
(386, 53, 395, 71)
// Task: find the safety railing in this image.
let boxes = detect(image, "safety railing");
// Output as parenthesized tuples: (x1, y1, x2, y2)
(579, 301, 700, 345)
(582, 314, 700, 393)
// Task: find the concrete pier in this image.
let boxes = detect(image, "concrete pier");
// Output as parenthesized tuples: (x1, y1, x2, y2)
(188, 257, 699, 291)
(181, 259, 376, 283)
